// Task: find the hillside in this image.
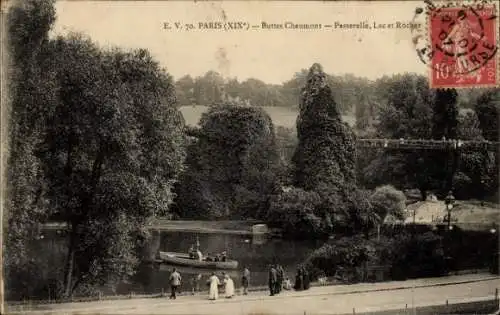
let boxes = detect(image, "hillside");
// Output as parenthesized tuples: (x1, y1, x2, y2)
(404, 200, 499, 230)
(179, 105, 356, 129)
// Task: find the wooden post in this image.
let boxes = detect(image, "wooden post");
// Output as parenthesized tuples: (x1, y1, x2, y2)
(352, 307, 355, 314)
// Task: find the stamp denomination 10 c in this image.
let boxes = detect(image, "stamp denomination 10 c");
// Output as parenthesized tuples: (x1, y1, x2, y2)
(415, 0, 499, 88)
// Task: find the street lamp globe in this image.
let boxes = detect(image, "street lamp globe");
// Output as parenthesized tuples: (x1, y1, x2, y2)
(490, 228, 497, 234)
(445, 191, 455, 206)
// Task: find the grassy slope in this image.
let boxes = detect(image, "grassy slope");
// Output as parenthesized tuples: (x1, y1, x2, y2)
(179, 105, 356, 128)
(405, 200, 499, 229)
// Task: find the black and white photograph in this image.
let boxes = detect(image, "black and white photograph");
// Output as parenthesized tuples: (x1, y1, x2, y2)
(1, 1, 499, 314)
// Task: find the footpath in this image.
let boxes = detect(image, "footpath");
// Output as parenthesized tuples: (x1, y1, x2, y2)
(6, 273, 500, 315)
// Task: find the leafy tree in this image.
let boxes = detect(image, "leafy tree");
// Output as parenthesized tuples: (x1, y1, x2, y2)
(5, 0, 57, 298)
(367, 74, 435, 200)
(175, 75, 195, 106)
(34, 34, 185, 297)
(429, 89, 459, 194)
(174, 104, 280, 219)
(431, 89, 459, 140)
(265, 188, 324, 238)
(293, 63, 356, 193)
(303, 235, 370, 279)
(475, 88, 499, 141)
(370, 185, 406, 222)
(193, 71, 225, 105)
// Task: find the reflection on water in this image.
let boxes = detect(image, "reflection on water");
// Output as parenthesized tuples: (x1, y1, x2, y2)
(34, 230, 323, 297)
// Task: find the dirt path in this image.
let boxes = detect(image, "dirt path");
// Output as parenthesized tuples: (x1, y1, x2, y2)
(7, 274, 499, 315)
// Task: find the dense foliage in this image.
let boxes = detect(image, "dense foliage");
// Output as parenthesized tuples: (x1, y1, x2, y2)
(293, 63, 356, 193)
(173, 104, 280, 219)
(5, 0, 185, 299)
(174, 70, 373, 114)
(370, 185, 406, 222)
(304, 232, 447, 282)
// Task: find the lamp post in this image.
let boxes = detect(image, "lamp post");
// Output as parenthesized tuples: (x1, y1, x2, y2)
(490, 225, 498, 274)
(445, 191, 455, 231)
(480, 179, 485, 207)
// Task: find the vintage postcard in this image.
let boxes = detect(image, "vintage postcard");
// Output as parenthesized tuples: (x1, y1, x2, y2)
(1, 0, 499, 315)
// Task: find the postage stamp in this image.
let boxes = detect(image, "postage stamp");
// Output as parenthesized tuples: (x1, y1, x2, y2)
(416, 0, 499, 88)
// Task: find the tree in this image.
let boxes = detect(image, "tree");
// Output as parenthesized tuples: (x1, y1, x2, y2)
(431, 89, 459, 140)
(265, 188, 324, 238)
(475, 88, 499, 142)
(175, 75, 195, 106)
(293, 63, 356, 193)
(368, 74, 435, 200)
(193, 71, 226, 105)
(370, 185, 406, 222)
(37, 35, 185, 297)
(174, 104, 280, 219)
(5, 0, 58, 298)
(429, 89, 460, 194)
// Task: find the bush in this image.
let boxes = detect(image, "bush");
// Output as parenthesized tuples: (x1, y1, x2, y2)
(390, 232, 446, 280)
(266, 187, 328, 239)
(303, 235, 370, 280)
(370, 185, 406, 222)
(303, 231, 447, 283)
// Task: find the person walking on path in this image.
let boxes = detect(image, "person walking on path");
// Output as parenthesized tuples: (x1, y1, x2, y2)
(191, 274, 202, 295)
(223, 273, 235, 298)
(276, 265, 285, 294)
(241, 266, 251, 295)
(294, 266, 303, 291)
(302, 266, 310, 290)
(268, 265, 278, 296)
(169, 268, 182, 299)
(208, 272, 221, 300)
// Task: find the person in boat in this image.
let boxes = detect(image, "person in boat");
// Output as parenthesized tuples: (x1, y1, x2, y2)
(268, 264, 278, 296)
(214, 254, 220, 262)
(222, 272, 235, 298)
(205, 253, 213, 262)
(241, 266, 250, 295)
(196, 248, 203, 261)
(207, 272, 221, 300)
(221, 251, 227, 262)
(188, 245, 196, 259)
(169, 268, 182, 300)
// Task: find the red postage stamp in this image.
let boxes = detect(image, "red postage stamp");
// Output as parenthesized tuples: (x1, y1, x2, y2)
(426, 1, 499, 88)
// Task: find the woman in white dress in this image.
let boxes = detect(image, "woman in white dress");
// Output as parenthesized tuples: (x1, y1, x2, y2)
(223, 273, 235, 298)
(208, 272, 220, 300)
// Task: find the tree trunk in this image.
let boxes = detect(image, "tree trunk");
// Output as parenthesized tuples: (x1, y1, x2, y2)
(63, 226, 77, 298)
(419, 189, 427, 201)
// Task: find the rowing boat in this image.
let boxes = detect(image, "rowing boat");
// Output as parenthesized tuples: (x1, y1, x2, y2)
(158, 251, 239, 270)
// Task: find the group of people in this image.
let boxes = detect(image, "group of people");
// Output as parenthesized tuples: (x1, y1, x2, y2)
(168, 266, 251, 300)
(207, 271, 235, 300)
(188, 245, 227, 262)
(188, 245, 203, 261)
(168, 264, 311, 301)
(268, 264, 290, 296)
(293, 265, 311, 291)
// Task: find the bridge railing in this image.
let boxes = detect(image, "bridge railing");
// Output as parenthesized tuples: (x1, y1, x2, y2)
(356, 139, 499, 151)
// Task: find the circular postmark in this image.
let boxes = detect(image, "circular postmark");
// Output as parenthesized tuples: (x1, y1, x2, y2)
(411, 0, 498, 78)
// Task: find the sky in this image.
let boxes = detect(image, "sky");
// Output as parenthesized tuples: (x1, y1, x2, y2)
(51, 1, 429, 84)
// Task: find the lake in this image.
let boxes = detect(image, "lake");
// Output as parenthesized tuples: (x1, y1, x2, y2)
(34, 230, 324, 297)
